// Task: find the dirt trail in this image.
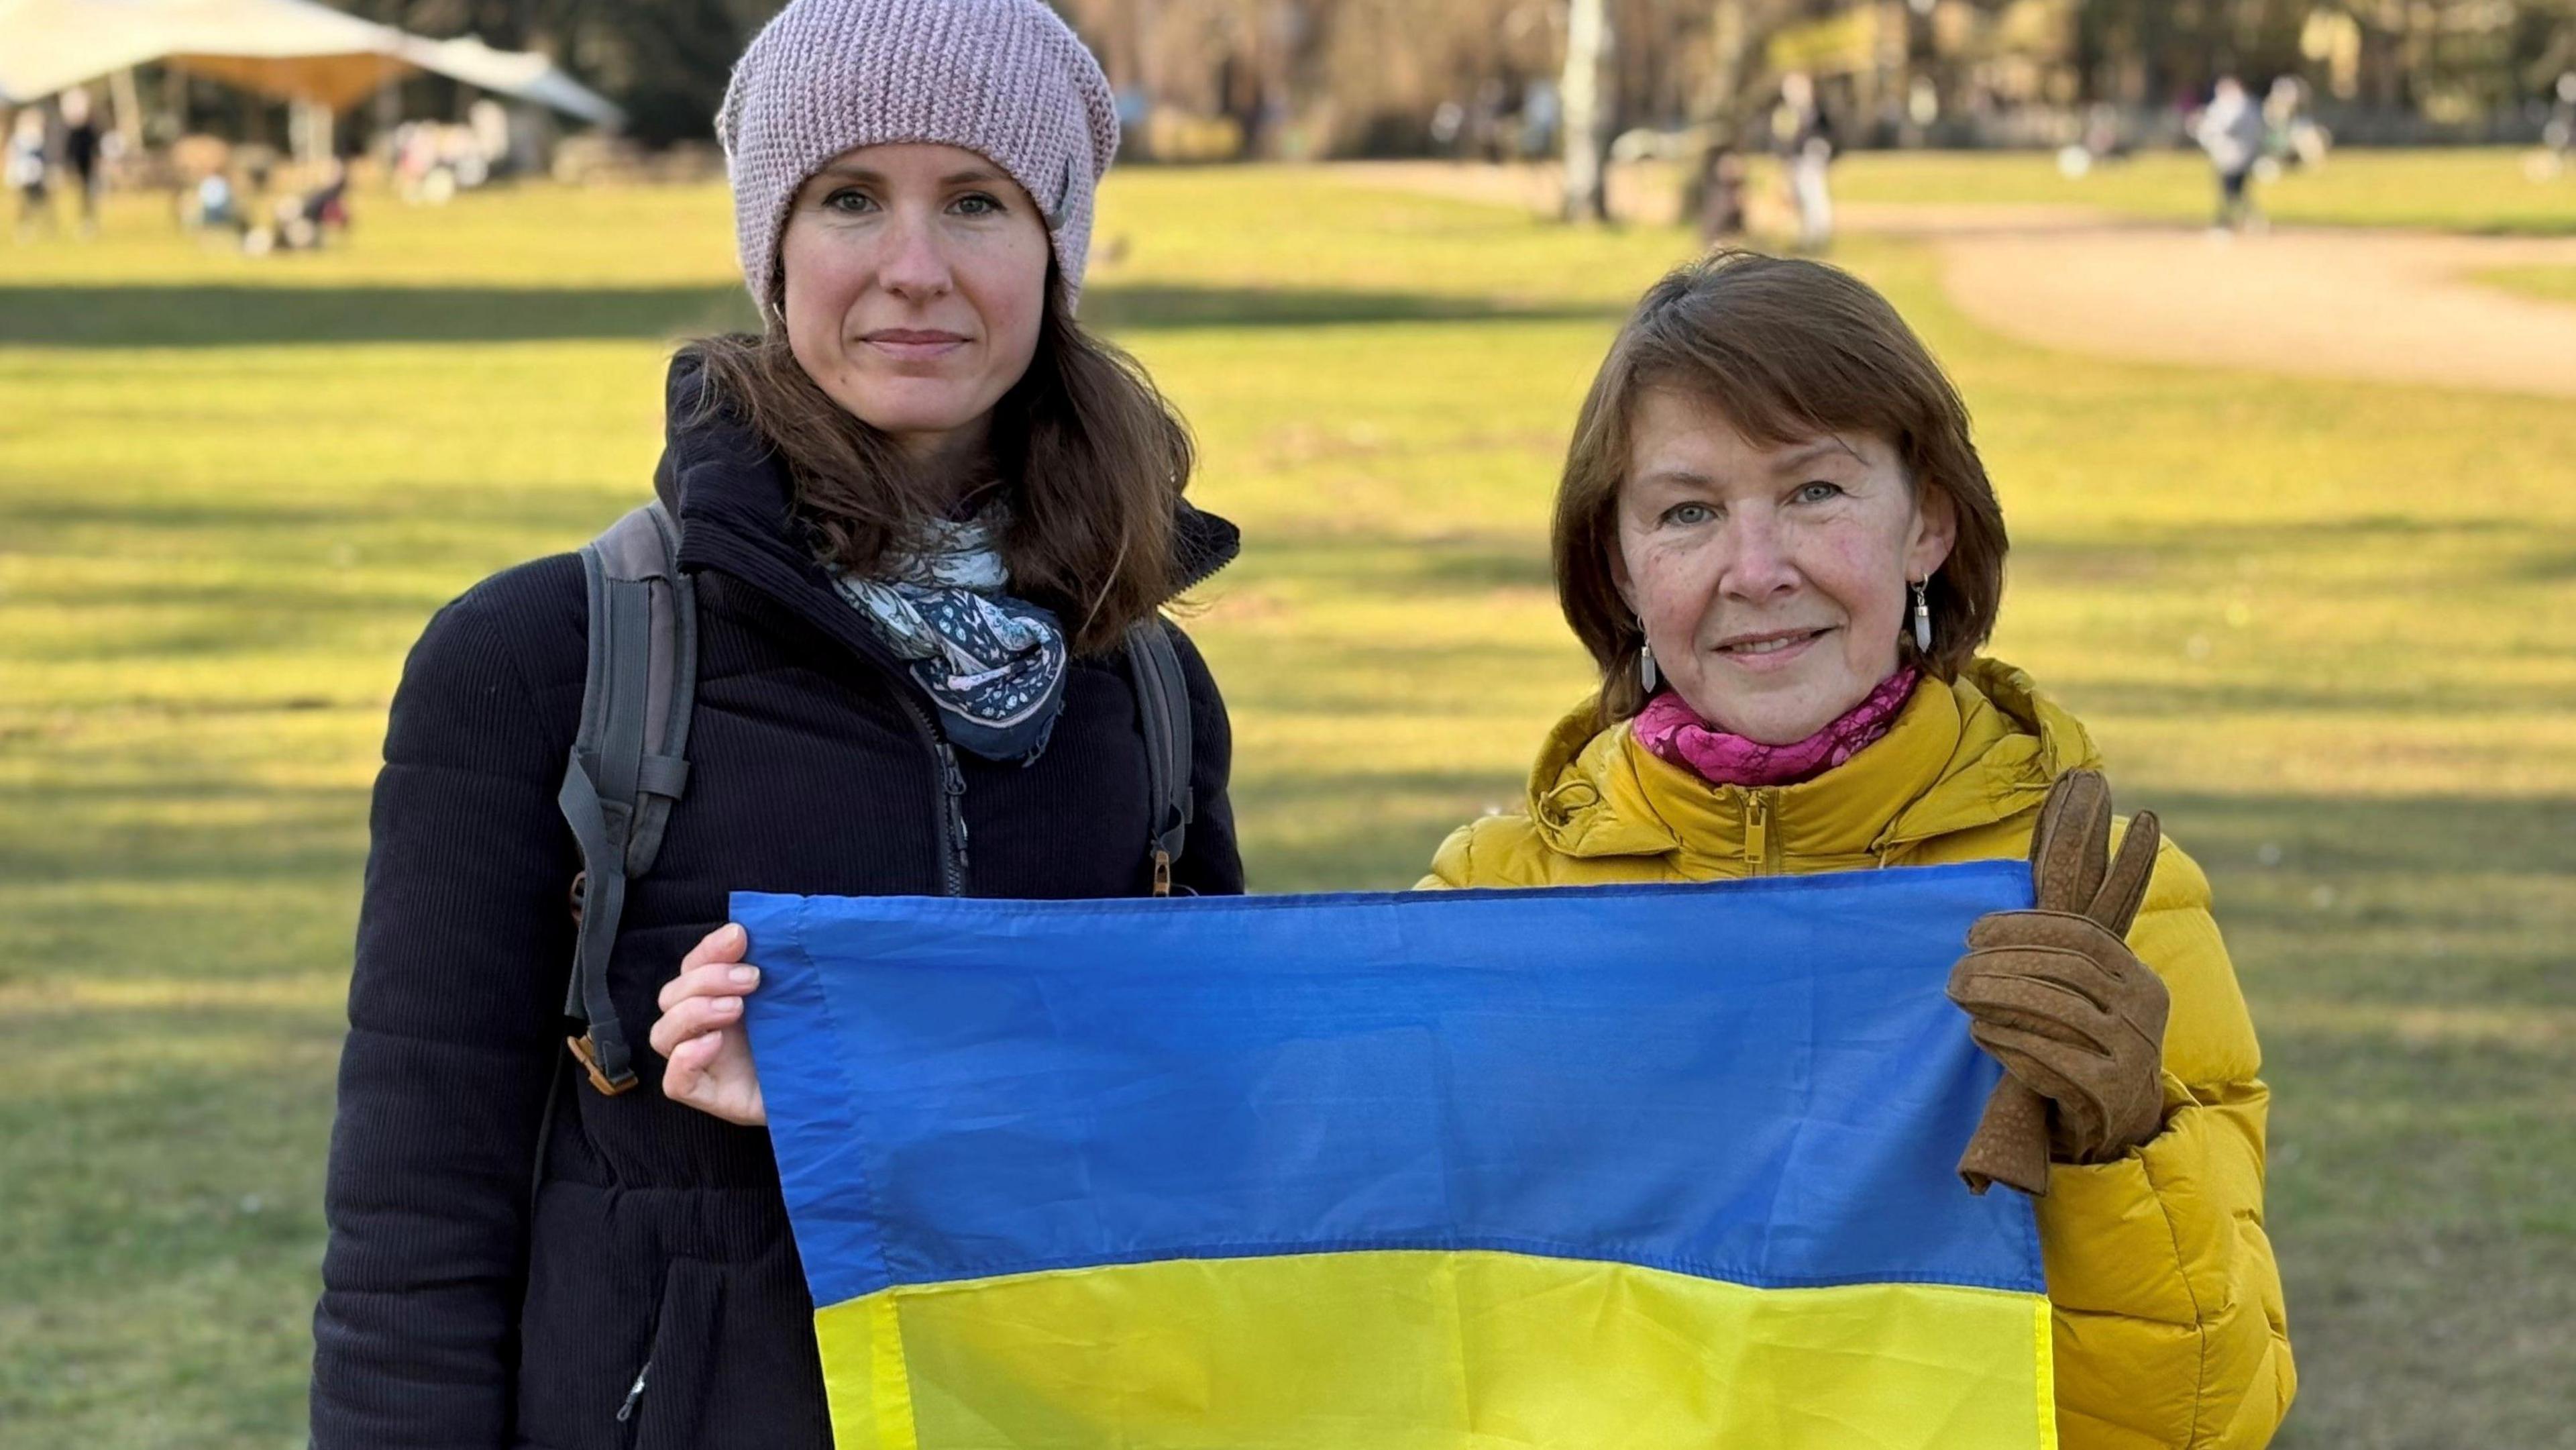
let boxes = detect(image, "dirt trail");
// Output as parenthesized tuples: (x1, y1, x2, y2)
(1882, 211, 2576, 399)
(1332, 162, 2576, 398)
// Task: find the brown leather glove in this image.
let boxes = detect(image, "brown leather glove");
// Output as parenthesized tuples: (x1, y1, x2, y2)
(1949, 769, 2171, 1196)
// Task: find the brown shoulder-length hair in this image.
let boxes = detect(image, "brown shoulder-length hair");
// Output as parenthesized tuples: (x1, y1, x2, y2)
(686, 270, 1193, 656)
(1554, 250, 2008, 725)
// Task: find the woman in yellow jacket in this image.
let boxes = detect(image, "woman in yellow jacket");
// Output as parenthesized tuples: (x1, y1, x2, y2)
(1423, 252, 2294, 1448)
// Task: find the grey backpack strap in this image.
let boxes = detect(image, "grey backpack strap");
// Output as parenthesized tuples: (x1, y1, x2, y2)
(1122, 619, 1193, 897)
(556, 501, 697, 1094)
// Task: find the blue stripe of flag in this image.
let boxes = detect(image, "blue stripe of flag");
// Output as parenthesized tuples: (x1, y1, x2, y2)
(738, 862, 2042, 1311)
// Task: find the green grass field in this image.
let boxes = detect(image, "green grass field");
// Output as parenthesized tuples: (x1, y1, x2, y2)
(1829, 146, 2576, 234)
(2482, 264, 2576, 304)
(3, 155, 2572, 1447)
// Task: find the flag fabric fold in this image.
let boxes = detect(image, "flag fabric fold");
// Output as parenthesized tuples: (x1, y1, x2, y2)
(738, 860, 2054, 1450)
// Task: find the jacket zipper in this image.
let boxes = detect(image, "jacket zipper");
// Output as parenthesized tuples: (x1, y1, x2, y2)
(933, 737, 971, 895)
(615, 1361, 649, 1425)
(1129, 621, 1179, 894)
(1741, 788, 1780, 875)
(893, 688, 970, 897)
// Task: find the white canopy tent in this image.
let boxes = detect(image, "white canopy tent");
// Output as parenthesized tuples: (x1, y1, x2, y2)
(403, 34, 621, 127)
(0, 0, 621, 125)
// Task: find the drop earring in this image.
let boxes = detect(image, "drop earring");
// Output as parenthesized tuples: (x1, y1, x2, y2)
(1910, 578, 1933, 656)
(1638, 627, 1660, 693)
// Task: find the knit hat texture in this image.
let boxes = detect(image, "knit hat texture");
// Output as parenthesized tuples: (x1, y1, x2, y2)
(717, 0, 1121, 311)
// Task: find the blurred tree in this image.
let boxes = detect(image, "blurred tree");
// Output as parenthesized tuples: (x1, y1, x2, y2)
(322, 0, 2576, 152)
(1675, 0, 1801, 229)
(602, 0, 789, 145)
(1561, 0, 1612, 219)
(1061, 0, 1572, 158)
(337, 0, 789, 144)
(2058, 0, 2575, 132)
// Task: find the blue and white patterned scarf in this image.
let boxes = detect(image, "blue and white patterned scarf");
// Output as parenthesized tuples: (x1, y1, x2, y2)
(833, 510, 1069, 764)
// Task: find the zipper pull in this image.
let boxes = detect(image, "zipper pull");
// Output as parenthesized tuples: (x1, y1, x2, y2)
(1743, 792, 1770, 872)
(615, 1362, 649, 1424)
(936, 743, 972, 864)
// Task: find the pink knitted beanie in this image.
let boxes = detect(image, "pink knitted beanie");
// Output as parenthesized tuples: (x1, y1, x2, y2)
(716, 0, 1121, 311)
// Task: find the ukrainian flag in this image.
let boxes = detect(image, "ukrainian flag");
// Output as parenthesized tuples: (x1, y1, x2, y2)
(737, 860, 2052, 1449)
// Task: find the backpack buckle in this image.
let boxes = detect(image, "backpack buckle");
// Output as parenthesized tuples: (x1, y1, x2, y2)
(567, 1033, 637, 1096)
(1151, 848, 1173, 898)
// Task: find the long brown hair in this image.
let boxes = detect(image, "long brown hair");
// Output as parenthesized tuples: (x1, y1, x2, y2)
(687, 272, 1194, 655)
(1554, 250, 2008, 724)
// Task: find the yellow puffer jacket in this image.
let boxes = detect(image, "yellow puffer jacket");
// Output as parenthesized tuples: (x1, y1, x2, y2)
(1421, 659, 2295, 1449)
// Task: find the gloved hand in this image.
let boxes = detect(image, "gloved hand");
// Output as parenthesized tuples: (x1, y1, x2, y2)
(1949, 769, 2171, 1196)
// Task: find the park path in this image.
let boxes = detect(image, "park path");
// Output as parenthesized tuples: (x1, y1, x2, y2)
(1332, 162, 2576, 399)
(1855, 206, 2576, 399)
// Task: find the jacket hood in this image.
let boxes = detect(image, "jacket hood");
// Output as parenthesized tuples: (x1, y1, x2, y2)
(654, 348, 1240, 607)
(1521, 659, 2102, 869)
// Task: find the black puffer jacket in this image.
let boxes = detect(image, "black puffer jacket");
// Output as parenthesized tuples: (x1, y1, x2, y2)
(310, 358, 1242, 1449)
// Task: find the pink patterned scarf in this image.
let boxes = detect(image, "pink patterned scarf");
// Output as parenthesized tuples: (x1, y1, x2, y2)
(1633, 669, 1921, 788)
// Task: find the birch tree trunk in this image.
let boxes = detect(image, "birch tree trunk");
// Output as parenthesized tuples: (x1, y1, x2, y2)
(1560, 0, 1612, 221)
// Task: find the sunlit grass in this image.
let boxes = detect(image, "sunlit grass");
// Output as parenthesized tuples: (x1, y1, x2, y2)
(3, 162, 2573, 1447)
(1831, 146, 2576, 234)
(2479, 264, 2576, 305)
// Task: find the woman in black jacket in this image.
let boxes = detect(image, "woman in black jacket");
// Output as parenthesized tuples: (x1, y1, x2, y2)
(308, 3, 1240, 1445)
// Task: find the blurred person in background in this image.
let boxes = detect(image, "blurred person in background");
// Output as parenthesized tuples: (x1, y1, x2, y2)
(307, 0, 1242, 1444)
(301, 156, 352, 236)
(1772, 70, 1835, 252)
(390, 119, 435, 201)
(8, 107, 52, 240)
(59, 87, 101, 237)
(2196, 76, 2268, 233)
(2263, 75, 2328, 172)
(2547, 71, 2575, 175)
(190, 170, 235, 231)
(1422, 251, 2294, 1449)
(392, 121, 483, 205)
(241, 159, 351, 256)
(467, 98, 511, 179)
(1693, 141, 1750, 244)
(168, 133, 229, 228)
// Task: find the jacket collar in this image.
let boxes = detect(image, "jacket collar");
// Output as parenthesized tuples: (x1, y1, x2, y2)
(1523, 659, 2100, 869)
(653, 350, 1240, 631)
